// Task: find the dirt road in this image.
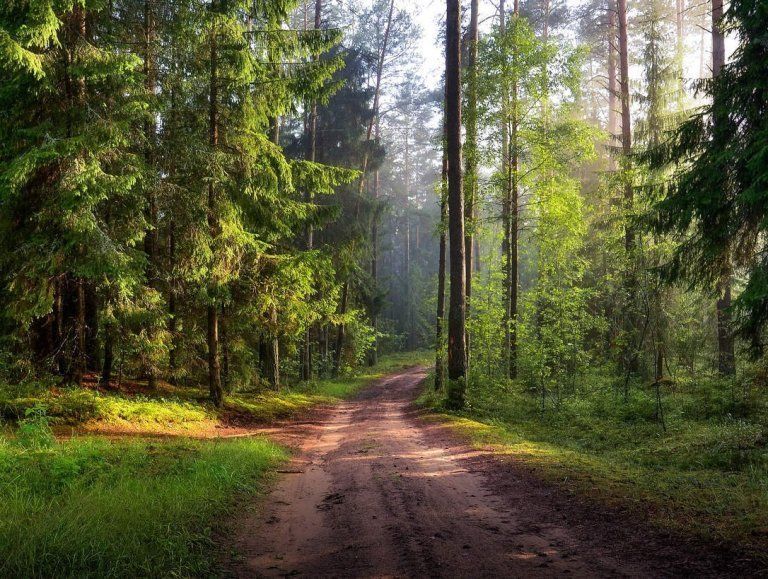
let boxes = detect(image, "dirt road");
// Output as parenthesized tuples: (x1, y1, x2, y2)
(229, 367, 744, 578)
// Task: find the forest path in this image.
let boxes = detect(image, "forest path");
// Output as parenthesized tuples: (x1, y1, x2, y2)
(228, 367, 721, 578)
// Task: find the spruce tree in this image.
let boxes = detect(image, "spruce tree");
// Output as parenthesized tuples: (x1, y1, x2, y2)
(643, 0, 768, 356)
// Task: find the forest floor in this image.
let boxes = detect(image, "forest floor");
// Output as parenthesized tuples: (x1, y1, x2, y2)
(226, 366, 761, 578)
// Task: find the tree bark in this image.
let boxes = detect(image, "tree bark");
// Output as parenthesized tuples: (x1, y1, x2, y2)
(445, 0, 467, 405)
(501, 0, 519, 380)
(265, 305, 280, 389)
(617, 0, 632, 252)
(464, 0, 479, 371)
(404, 127, 415, 350)
(712, 0, 736, 376)
(607, 0, 618, 168)
(207, 4, 223, 407)
(301, 0, 322, 381)
(435, 123, 448, 391)
(143, 0, 158, 389)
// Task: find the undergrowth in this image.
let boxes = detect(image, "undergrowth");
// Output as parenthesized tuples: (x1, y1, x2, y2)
(419, 368, 768, 559)
(0, 350, 431, 435)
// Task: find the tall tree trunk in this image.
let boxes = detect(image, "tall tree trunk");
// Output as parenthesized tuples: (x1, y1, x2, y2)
(501, 0, 511, 379)
(617, 0, 638, 378)
(445, 0, 467, 406)
(607, 0, 618, 169)
(464, 0, 479, 370)
(301, 0, 322, 381)
(404, 127, 415, 350)
(617, 0, 632, 252)
(712, 0, 735, 376)
(207, 5, 223, 407)
(368, 116, 381, 367)
(501, 0, 520, 380)
(335, 0, 395, 367)
(435, 122, 448, 391)
(143, 0, 158, 389)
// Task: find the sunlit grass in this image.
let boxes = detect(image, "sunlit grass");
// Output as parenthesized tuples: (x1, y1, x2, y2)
(0, 434, 286, 577)
(0, 351, 431, 576)
(1, 351, 431, 436)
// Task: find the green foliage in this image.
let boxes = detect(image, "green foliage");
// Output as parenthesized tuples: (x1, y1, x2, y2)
(642, 0, 768, 354)
(15, 406, 54, 450)
(0, 436, 286, 577)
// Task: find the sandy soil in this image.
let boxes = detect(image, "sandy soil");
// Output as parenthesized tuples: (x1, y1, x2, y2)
(227, 367, 756, 578)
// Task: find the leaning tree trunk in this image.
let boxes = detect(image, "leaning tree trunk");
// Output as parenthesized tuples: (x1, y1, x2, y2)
(712, 0, 735, 376)
(445, 0, 467, 407)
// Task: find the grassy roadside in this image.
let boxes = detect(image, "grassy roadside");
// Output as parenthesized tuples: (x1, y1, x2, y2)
(0, 350, 431, 437)
(417, 373, 768, 562)
(0, 431, 286, 577)
(0, 352, 429, 577)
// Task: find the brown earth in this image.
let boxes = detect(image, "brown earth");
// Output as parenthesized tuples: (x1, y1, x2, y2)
(226, 366, 759, 578)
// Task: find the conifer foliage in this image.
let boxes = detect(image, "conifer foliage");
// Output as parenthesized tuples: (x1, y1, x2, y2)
(0, 0, 355, 403)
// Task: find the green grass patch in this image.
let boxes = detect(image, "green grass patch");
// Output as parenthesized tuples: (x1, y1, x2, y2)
(0, 351, 430, 576)
(0, 426, 286, 577)
(0, 351, 431, 435)
(418, 371, 768, 560)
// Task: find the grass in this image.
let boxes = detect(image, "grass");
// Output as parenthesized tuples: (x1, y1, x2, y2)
(0, 423, 286, 577)
(0, 350, 430, 576)
(0, 350, 432, 436)
(418, 370, 768, 561)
